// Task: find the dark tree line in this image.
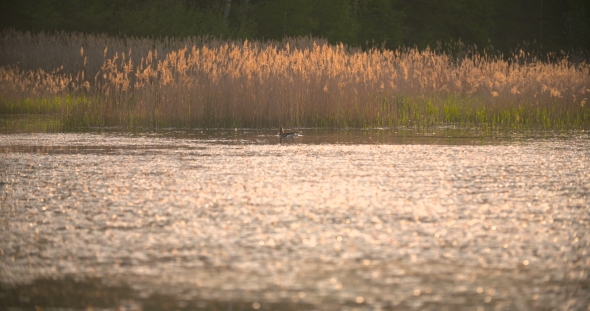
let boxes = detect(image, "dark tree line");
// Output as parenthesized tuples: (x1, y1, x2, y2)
(1, 0, 588, 53)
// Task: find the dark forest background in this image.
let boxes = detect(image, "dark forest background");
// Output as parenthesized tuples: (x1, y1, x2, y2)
(1, 0, 589, 53)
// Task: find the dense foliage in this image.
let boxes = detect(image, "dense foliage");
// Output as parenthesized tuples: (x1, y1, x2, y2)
(1, 0, 589, 53)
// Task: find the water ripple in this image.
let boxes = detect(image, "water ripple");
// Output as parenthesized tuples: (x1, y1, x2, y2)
(0, 133, 588, 310)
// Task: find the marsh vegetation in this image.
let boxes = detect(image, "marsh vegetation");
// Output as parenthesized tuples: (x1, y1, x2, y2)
(1, 30, 589, 132)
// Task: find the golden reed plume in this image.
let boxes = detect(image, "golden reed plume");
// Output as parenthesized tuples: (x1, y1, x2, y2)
(1, 30, 588, 129)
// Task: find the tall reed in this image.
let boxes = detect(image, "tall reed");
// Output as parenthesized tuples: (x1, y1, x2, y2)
(1, 30, 589, 130)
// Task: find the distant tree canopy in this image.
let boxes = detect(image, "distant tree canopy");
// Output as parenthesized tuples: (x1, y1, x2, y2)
(1, 0, 588, 53)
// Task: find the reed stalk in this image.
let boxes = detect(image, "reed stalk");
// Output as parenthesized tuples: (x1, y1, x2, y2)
(1, 30, 588, 130)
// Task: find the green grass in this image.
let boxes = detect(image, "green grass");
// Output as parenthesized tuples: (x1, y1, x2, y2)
(1, 93, 588, 132)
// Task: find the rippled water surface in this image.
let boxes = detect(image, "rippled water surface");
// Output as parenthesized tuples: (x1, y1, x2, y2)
(1, 131, 589, 310)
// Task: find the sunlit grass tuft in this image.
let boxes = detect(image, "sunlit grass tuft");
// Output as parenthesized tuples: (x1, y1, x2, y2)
(1, 30, 589, 131)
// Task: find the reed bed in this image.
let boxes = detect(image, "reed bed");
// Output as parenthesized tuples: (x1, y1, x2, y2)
(1, 30, 589, 130)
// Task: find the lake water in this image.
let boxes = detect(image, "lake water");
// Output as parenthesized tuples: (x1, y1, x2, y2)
(1, 130, 589, 310)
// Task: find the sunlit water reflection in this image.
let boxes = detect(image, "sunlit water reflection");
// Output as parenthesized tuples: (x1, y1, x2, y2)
(1, 131, 589, 310)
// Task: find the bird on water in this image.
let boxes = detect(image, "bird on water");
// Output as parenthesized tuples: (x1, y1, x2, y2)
(278, 126, 300, 138)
